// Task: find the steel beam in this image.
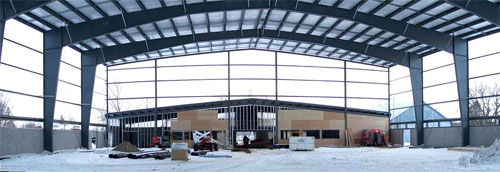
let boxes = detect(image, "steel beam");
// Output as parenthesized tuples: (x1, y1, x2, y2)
(86, 29, 412, 67)
(445, 0, 500, 27)
(43, 29, 63, 152)
(54, 0, 457, 54)
(409, 53, 423, 146)
(453, 36, 469, 146)
(1, 0, 54, 20)
(0, 1, 5, 63)
(81, 52, 97, 149)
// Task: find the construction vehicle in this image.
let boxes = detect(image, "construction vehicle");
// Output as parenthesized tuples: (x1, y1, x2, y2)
(192, 131, 218, 151)
(151, 136, 170, 148)
(361, 128, 387, 146)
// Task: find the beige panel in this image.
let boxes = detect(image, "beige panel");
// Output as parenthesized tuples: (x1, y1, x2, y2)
(197, 110, 218, 120)
(191, 120, 212, 131)
(329, 120, 345, 129)
(347, 114, 389, 145)
(315, 139, 343, 147)
(278, 120, 291, 130)
(178, 111, 198, 120)
(323, 111, 344, 120)
(171, 120, 191, 130)
(211, 120, 228, 130)
(291, 120, 329, 130)
(279, 110, 323, 120)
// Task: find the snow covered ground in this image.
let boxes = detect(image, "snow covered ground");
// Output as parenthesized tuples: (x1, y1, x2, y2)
(1, 147, 499, 172)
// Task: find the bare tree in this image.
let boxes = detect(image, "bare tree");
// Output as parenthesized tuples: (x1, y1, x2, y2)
(469, 83, 500, 125)
(0, 93, 15, 128)
(108, 82, 129, 112)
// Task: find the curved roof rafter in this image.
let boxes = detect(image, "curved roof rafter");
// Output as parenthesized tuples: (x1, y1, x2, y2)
(84, 29, 413, 67)
(53, 0, 459, 54)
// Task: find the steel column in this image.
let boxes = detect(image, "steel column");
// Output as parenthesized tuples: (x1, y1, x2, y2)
(453, 36, 469, 146)
(227, 51, 231, 145)
(274, 51, 278, 145)
(0, 1, 5, 62)
(43, 30, 63, 152)
(344, 61, 347, 130)
(81, 52, 97, 149)
(409, 53, 424, 146)
(154, 59, 158, 136)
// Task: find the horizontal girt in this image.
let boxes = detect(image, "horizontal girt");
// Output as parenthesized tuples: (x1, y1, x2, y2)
(85, 29, 413, 67)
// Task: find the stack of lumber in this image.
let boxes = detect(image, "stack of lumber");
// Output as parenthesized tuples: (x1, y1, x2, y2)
(345, 128, 354, 147)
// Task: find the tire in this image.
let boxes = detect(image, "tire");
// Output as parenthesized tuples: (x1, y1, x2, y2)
(193, 143, 199, 151)
(209, 144, 214, 152)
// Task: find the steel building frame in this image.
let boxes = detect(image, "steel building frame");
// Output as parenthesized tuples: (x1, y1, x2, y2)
(1, 0, 499, 151)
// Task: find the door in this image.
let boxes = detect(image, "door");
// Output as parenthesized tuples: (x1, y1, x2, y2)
(403, 129, 411, 146)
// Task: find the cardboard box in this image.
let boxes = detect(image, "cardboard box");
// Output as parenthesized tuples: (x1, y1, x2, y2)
(171, 143, 188, 161)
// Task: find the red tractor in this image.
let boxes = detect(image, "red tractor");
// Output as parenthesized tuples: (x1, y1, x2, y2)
(362, 129, 387, 146)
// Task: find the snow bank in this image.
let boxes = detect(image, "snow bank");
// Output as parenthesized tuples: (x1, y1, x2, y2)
(459, 138, 500, 166)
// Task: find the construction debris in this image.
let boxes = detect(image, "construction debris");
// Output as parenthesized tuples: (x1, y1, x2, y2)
(345, 128, 354, 147)
(128, 150, 171, 159)
(112, 142, 140, 153)
(190, 150, 208, 156)
(459, 138, 500, 166)
(153, 151, 172, 160)
(108, 152, 130, 159)
(448, 147, 476, 152)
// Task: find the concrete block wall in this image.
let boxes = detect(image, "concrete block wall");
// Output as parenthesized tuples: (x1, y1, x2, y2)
(1, 128, 107, 156)
(0, 128, 43, 156)
(470, 126, 500, 147)
(53, 130, 82, 151)
(423, 127, 462, 147)
(390, 129, 403, 145)
(390, 129, 417, 146)
(89, 130, 107, 148)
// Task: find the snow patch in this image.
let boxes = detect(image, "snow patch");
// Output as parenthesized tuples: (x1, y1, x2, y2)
(459, 138, 500, 166)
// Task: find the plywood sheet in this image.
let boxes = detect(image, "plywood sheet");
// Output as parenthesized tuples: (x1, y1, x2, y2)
(211, 120, 228, 130)
(279, 110, 323, 120)
(329, 120, 345, 129)
(323, 112, 344, 120)
(315, 139, 343, 147)
(178, 111, 198, 120)
(171, 120, 191, 130)
(197, 110, 218, 120)
(191, 120, 212, 131)
(278, 120, 291, 130)
(291, 120, 329, 130)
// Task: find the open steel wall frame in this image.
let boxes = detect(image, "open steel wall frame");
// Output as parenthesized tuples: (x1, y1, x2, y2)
(2, 0, 499, 151)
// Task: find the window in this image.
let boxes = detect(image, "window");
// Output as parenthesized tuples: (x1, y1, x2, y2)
(172, 132, 183, 140)
(306, 130, 320, 139)
(322, 130, 340, 139)
(184, 131, 190, 140)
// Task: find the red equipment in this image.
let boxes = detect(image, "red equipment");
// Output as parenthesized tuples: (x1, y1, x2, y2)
(362, 129, 387, 146)
(152, 136, 162, 147)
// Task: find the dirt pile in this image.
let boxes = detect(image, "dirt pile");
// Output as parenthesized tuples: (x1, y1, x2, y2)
(459, 138, 500, 166)
(112, 141, 140, 152)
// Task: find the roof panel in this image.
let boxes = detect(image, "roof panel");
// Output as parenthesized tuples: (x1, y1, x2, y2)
(117, 0, 142, 13)
(338, 0, 361, 10)
(318, 0, 338, 6)
(374, 4, 399, 17)
(302, 14, 321, 25)
(95, 1, 121, 16)
(358, 0, 382, 13)
(140, 0, 163, 9)
(79, 6, 103, 20)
